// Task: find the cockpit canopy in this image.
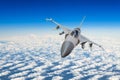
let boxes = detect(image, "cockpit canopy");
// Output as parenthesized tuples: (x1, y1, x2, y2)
(70, 28, 80, 38)
(74, 28, 80, 31)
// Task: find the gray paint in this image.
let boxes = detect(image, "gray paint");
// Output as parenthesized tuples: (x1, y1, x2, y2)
(61, 41, 74, 58)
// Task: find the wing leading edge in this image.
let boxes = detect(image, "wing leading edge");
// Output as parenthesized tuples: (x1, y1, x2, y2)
(46, 18, 71, 34)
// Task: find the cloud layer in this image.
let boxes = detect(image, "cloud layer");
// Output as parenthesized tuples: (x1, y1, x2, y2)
(0, 35, 120, 80)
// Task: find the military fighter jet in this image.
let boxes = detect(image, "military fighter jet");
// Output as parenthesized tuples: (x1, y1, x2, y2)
(46, 17, 104, 58)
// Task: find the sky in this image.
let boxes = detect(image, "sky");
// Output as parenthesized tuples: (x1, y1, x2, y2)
(0, 0, 120, 40)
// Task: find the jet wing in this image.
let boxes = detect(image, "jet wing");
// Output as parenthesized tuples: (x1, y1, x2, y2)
(46, 18, 71, 34)
(79, 34, 104, 50)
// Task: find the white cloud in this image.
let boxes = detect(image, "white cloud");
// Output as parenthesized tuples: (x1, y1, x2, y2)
(27, 72, 40, 78)
(9, 70, 29, 78)
(32, 76, 45, 80)
(18, 62, 37, 71)
(0, 63, 13, 69)
(109, 75, 120, 80)
(11, 77, 25, 80)
(0, 34, 120, 80)
(0, 71, 10, 76)
(52, 76, 63, 80)
(9, 62, 25, 70)
(89, 75, 103, 80)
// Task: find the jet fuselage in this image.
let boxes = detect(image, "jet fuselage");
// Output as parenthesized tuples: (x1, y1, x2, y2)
(61, 29, 80, 58)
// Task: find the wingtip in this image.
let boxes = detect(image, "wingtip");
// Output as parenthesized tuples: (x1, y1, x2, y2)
(46, 18, 53, 21)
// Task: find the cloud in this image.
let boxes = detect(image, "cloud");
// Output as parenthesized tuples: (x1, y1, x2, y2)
(52, 76, 63, 80)
(0, 71, 10, 77)
(11, 77, 25, 80)
(9, 70, 29, 79)
(0, 34, 120, 80)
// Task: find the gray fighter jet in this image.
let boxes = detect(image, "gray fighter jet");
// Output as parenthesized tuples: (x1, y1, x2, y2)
(46, 17, 104, 58)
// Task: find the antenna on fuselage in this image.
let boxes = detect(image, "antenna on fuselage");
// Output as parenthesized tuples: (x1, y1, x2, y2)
(79, 16, 86, 29)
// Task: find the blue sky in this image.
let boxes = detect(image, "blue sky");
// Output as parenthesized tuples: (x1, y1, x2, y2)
(0, 0, 120, 40)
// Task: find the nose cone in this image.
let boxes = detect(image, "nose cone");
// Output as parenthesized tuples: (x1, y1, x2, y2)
(61, 41, 74, 58)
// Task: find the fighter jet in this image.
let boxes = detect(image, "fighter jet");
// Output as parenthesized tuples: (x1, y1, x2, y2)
(46, 17, 104, 58)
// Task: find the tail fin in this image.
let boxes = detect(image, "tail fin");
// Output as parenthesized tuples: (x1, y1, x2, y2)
(79, 16, 86, 29)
